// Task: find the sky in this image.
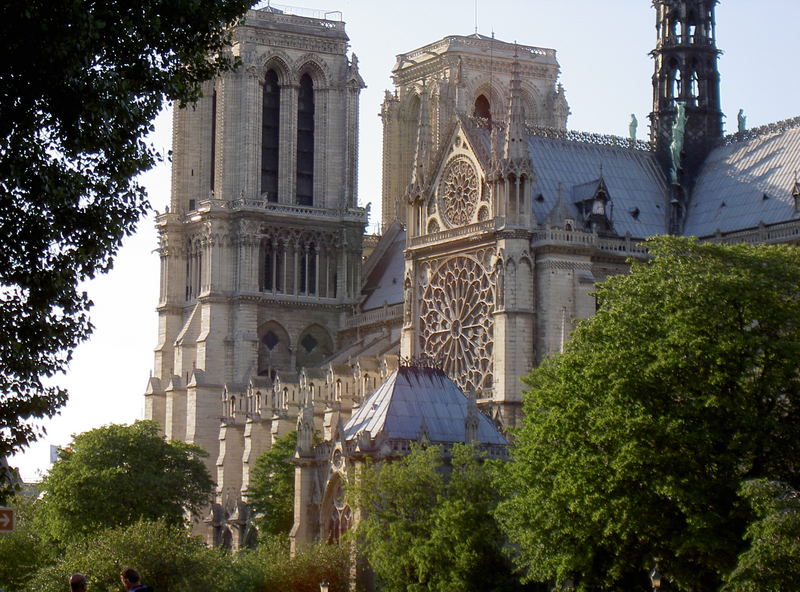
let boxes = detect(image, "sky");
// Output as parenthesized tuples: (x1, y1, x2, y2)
(11, 1, 800, 481)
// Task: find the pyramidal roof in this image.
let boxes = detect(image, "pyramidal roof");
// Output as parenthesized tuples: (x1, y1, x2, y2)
(343, 366, 507, 445)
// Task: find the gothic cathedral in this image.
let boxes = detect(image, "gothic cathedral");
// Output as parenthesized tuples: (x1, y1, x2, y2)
(146, 1, 800, 551)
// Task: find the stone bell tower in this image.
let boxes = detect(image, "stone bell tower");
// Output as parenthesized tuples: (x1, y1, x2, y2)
(650, 0, 723, 203)
(144, 6, 367, 486)
(380, 34, 567, 230)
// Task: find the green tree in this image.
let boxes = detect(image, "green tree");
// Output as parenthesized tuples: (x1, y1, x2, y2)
(23, 519, 232, 592)
(722, 480, 800, 592)
(0, 493, 51, 592)
(232, 535, 350, 592)
(36, 420, 213, 543)
(0, 0, 251, 476)
(496, 236, 800, 591)
(358, 444, 526, 592)
(248, 430, 298, 537)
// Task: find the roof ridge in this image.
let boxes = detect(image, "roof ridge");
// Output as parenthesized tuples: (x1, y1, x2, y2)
(719, 115, 800, 147)
(526, 125, 654, 152)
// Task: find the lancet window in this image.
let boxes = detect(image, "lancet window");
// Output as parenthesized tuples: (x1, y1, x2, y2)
(210, 89, 217, 193)
(185, 242, 203, 301)
(261, 69, 280, 202)
(473, 94, 491, 120)
(296, 73, 315, 206)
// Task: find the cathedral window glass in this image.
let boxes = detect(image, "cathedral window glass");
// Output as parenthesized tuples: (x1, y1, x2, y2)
(419, 256, 494, 395)
(438, 157, 479, 227)
(210, 90, 217, 194)
(296, 73, 315, 206)
(261, 69, 280, 202)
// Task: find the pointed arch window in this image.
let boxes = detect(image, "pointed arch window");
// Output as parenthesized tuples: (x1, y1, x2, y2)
(299, 242, 318, 295)
(261, 69, 280, 202)
(296, 73, 315, 206)
(473, 94, 491, 120)
(261, 239, 284, 293)
(210, 89, 217, 193)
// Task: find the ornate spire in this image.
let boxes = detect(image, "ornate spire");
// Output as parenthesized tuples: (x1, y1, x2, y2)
(296, 387, 315, 456)
(503, 45, 527, 162)
(408, 82, 431, 194)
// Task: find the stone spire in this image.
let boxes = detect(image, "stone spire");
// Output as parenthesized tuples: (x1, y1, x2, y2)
(503, 47, 527, 162)
(409, 83, 432, 191)
(296, 388, 315, 456)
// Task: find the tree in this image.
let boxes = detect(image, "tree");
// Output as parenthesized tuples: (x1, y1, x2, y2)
(358, 444, 527, 592)
(0, 493, 51, 592)
(36, 420, 213, 543)
(248, 430, 298, 538)
(495, 237, 800, 591)
(23, 519, 233, 592)
(232, 535, 350, 592)
(722, 480, 800, 592)
(0, 0, 251, 475)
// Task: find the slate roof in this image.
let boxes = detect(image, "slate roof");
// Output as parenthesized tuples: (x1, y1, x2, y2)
(343, 367, 507, 445)
(361, 227, 405, 311)
(684, 122, 800, 237)
(471, 128, 669, 238)
(526, 135, 669, 238)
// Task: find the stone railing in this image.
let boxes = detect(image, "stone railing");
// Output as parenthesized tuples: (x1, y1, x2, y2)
(409, 219, 498, 248)
(531, 229, 649, 256)
(251, 2, 344, 26)
(192, 198, 368, 223)
(703, 220, 800, 245)
(399, 36, 554, 62)
(526, 126, 654, 151)
(345, 303, 403, 329)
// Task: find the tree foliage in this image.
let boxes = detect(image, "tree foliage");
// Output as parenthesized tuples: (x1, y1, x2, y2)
(722, 480, 800, 592)
(232, 535, 350, 592)
(248, 430, 297, 538)
(496, 237, 800, 591)
(36, 420, 214, 543)
(0, 493, 51, 592)
(358, 444, 526, 592)
(23, 519, 232, 592)
(0, 0, 251, 473)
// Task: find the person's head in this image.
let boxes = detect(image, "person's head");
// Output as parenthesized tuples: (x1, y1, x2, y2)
(120, 568, 140, 590)
(69, 573, 87, 592)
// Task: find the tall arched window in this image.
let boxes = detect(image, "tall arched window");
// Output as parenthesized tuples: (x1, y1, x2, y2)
(299, 242, 317, 295)
(473, 94, 491, 120)
(261, 69, 280, 202)
(210, 89, 217, 193)
(296, 73, 315, 206)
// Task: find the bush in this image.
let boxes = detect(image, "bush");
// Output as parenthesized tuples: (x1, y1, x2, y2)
(0, 494, 51, 592)
(23, 520, 232, 592)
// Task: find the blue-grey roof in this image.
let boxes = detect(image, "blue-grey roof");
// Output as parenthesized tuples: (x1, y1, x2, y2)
(362, 228, 405, 311)
(684, 123, 800, 237)
(527, 135, 669, 238)
(343, 367, 507, 445)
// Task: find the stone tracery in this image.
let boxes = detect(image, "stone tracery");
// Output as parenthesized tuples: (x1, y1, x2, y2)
(418, 255, 494, 395)
(438, 157, 479, 227)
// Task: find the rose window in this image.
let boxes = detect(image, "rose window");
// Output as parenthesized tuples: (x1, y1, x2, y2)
(419, 256, 493, 395)
(439, 158, 479, 227)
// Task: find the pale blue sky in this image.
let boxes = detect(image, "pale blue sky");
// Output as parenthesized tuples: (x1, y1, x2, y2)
(13, 1, 800, 480)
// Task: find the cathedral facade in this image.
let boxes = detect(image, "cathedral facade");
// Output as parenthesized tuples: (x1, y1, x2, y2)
(145, 1, 800, 551)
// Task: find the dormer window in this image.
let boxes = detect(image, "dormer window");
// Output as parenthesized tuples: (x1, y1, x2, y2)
(572, 178, 615, 235)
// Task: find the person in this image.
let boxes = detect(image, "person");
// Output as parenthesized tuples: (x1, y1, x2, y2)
(120, 568, 153, 592)
(69, 573, 87, 592)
